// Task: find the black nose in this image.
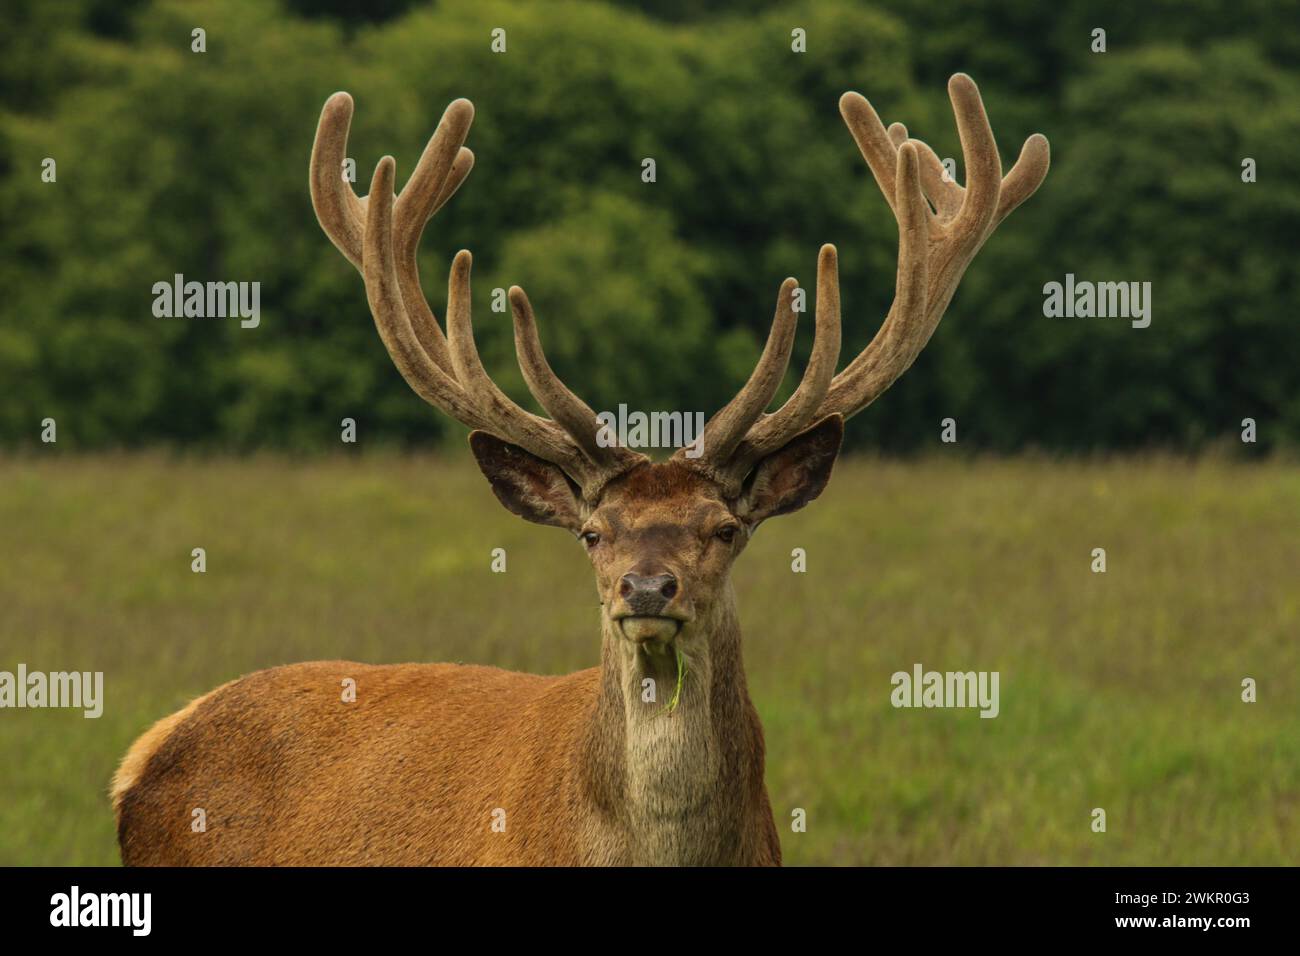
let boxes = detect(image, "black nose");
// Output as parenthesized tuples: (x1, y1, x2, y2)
(619, 573, 678, 616)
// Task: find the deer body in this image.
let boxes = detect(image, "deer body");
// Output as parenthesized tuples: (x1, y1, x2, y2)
(115, 483, 778, 866)
(115, 73, 1047, 866)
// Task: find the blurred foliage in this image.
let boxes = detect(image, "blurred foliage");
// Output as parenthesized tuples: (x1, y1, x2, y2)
(1, 0, 1297, 451)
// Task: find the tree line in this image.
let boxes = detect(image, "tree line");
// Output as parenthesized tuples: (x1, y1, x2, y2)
(2, 0, 1297, 452)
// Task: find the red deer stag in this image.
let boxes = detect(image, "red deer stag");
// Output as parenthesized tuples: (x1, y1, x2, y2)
(114, 74, 1048, 865)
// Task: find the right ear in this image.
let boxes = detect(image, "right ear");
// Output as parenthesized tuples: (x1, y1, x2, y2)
(468, 431, 584, 532)
(735, 414, 843, 527)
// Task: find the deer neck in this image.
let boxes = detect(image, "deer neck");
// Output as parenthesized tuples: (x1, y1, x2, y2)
(580, 581, 764, 865)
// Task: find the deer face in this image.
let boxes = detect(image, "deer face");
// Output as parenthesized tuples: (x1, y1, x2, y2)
(469, 415, 843, 646)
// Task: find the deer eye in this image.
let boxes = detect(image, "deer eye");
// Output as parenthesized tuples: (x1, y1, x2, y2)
(715, 524, 739, 544)
(580, 530, 601, 548)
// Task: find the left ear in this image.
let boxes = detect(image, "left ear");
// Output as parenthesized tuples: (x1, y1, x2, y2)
(468, 430, 585, 532)
(736, 414, 843, 527)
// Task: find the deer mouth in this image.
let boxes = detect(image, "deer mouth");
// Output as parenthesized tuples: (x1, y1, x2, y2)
(616, 615, 683, 645)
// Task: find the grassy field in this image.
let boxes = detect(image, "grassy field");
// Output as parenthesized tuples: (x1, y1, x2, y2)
(0, 452, 1297, 866)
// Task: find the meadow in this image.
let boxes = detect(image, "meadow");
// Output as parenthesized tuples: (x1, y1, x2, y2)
(0, 452, 1296, 865)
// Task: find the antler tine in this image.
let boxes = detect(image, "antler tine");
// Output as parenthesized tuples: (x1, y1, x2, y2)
(750, 247, 842, 449)
(947, 73, 1002, 249)
(689, 278, 801, 478)
(819, 139, 931, 419)
(393, 99, 475, 243)
(510, 287, 646, 475)
(390, 100, 476, 375)
(359, 158, 492, 431)
(442, 251, 597, 478)
(839, 90, 902, 214)
(310, 92, 367, 268)
(692, 245, 842, 486)
(394, 145, 473, 375)
(996, 132, 1050, 225)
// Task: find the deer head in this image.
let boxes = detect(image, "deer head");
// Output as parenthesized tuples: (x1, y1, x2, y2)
(310, 75, 1049, 650)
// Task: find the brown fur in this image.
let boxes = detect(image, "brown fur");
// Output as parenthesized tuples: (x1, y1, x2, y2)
(113, 458, 801, 866)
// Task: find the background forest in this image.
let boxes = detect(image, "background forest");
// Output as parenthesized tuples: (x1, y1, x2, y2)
(4, 0, 1298, 453)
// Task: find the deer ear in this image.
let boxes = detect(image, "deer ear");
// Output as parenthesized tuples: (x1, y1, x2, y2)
(736, 415, 843, 526)
(469, 431, 584, 531)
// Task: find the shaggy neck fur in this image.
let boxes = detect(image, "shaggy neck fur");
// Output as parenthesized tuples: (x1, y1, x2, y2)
(580, 581, 766, 865)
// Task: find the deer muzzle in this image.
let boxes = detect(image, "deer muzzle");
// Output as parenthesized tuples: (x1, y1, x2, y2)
(614, 573, 685, 644)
